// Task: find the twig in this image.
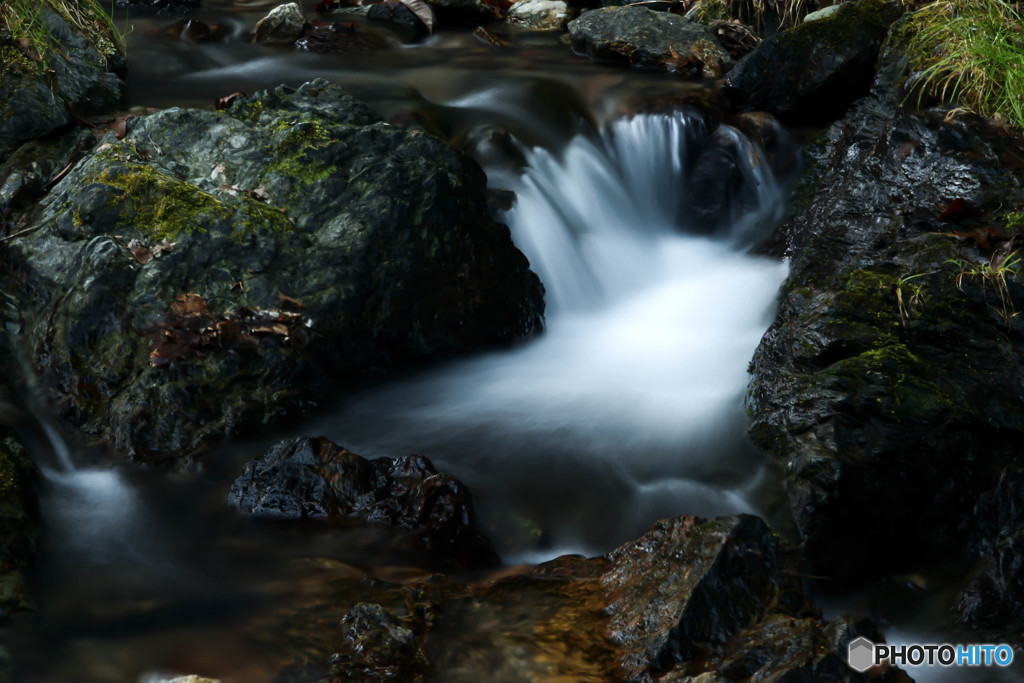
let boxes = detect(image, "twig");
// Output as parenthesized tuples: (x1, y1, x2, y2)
(0, 225, 41, 243)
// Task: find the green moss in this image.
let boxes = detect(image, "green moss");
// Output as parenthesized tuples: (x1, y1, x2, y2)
(88, 160, 292, 242)
(267, 118, 338, 186)
(825, 343, 959, 422)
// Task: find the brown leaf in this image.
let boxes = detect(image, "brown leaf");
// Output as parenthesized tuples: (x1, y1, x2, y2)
(112, 116, 129, 140)
(171, 293, 209, 317)
(277, 292, 306, 310)
(952, 226, 1002, 251)
(1002, 150, 1024, 170)
(250, 322, 290, 336)
(216, 92, 247, 110)
(130, 241, 153, 264)
(214, 319, 242, 346)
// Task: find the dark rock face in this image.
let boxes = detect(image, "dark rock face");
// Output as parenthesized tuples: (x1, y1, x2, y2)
(227, 436, 499, 570)
(568, 7, 733, 77)
(255, 514, 906, 682)
(724, 0, 903, 123)
(747, 38, 1024, 592)
(0, 425, 42, 618)
(4, 80, 544, 461)
(0, 9, 125, 160)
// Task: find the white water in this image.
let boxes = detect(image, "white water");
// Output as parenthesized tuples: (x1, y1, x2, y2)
(308, 112, 790, 560)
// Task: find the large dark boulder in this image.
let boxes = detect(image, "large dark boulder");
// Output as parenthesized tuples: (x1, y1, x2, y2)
(253, 514, 907, 682)
(724, 0, 903, 123)
(0, 7, 125, 161)
(568, 6, 733, 78)
(227, 436, 499, 570)
(747, 35, 1024, 595)
(2, 79, 544, 461)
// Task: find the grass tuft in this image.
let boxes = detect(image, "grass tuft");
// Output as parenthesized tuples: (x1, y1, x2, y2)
(897, 0, 1024, 131)
(687, 0, 813, 29)
(1, 0, 124, 76)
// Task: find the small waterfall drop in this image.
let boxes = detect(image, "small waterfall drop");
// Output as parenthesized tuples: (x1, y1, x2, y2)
(310, 111, 790, 560)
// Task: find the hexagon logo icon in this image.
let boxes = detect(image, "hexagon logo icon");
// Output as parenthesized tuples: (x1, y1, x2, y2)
(848, 636, 876, 672)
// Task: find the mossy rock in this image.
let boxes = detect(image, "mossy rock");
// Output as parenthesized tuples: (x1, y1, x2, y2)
(724, 0, 904, 123)
(6, 80, 544, 461)
(746, 58, 1024, 589)
(0, 6, 125, 160)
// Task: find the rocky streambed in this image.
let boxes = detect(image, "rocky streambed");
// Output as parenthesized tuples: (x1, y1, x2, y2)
(2, 0, 1024, 680)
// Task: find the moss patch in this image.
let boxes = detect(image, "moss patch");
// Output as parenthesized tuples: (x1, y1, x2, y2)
(87, 159, 293, 242)
(267, 118, 339, 186)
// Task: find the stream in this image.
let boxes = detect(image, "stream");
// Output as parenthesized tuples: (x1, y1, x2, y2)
(6, 1, 1018, 681)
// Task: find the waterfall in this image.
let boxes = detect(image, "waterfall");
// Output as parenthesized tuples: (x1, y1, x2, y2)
(312, 111, 791, 560)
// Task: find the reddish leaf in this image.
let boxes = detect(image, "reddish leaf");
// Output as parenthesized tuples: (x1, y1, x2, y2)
(939, 198, 974, 223)
(216, 92, 246, 110)
(277, 292, 306, 310)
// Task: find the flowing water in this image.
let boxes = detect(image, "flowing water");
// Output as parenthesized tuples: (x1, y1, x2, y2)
(6, 2, 1011, 681)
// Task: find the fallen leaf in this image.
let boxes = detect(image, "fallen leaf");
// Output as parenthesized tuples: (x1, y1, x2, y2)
(952, 226, 1002, 250)
(940, 198, 975, 223)
(277, 292, 306, 310)
(215, 92, 247, 110)
(129, 241, 153, 264)
(1002, 150, 1024, 170)
(171, 293, 209, 317)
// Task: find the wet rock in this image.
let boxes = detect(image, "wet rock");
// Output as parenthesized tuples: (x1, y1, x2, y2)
(3, 79, 544, 460)
(568, 6, 733, 78)
(724, 0, 903, 123)
(747, 37, 1024, 588)
(0, 129, 97, 218)
(227, 436, 499, 570)
(251, 3, 307, 45)
(367, 2, 435, 34)
(114, 0, 200, 13)
(296, 21, 392, 54)
(506, 0, 572, 32)
(0, 425, 42, 618)
(707, 19, 759, 61)
(255, 514, 905, 681)
(160, 18, 229, 43)
(0, 8, 125, 160)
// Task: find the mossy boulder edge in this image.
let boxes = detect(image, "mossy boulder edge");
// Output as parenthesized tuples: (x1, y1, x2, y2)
(4, 79, 545, 462)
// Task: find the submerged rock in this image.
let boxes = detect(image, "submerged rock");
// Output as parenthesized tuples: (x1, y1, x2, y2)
(568, 7, 733, 78)
(251, 3, 307, 45)
(747, 32, 1024, 598)
(0, 8, 125, 160)
(227, 436, 499, 570)
(4, 79, 544, 460)
(254, 514, 905, 681)
(506, 0, 572, 32)
(724, 0, 903, 123)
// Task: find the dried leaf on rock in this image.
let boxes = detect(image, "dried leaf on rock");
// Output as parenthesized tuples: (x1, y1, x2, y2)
(127, 239, 154, 264)
(398, 0, 434, 32)
(215, 92, 247, 110)
(171, 292, 209, 317)
(277, 292, 306, 310)
(951, 227, 1003, 251)
(939, 198, 975, 223)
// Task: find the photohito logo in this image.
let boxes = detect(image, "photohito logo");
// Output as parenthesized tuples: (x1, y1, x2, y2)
(847, 637, 1015, 672)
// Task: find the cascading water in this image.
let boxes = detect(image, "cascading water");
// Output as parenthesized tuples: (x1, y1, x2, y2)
(306, 111, 791, 561)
